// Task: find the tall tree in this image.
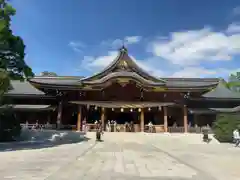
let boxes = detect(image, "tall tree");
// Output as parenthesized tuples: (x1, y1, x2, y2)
(0, 0, 27, 141)
(0, 0, 34, 80)
(40, 71, 58, 76)
(228, 72, 240, 92)
(0, 68, 9, 98)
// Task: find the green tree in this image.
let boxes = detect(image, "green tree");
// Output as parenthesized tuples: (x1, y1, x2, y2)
(0, 0, 34, 80)
(40, 71, 58, 76)
(227, 72, 240, 92)
(213, 114, 240, 143)
(0, 68, 21, 142)
(0, 0, 28, 141)
(0, 68, 9, 98)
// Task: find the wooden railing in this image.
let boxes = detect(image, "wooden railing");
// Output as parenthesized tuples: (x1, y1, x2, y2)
(168, 126, 213, 133)
(21, 123, 212, 134)
(20, 123, 57, 129)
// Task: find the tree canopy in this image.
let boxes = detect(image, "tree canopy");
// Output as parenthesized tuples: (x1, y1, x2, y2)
(0, 68, 9, 98)
(227, 72, 240, 92)
(0, 0, 34, 80)
(40, 71, 58, 76)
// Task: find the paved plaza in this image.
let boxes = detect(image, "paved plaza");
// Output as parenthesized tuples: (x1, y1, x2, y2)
(0, 133, 239, 180)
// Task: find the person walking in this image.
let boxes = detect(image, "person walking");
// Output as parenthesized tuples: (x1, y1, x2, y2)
(233, 128, 240, 147)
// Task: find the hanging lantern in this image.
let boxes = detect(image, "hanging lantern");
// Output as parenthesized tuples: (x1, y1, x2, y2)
(158, 106, 162, 111)
(112, 108, 114, 111)
(121, 108, 124, 112)
(138, 108, 141, 112)
(130, 108, 133, 112)
(94, 106, 98, 110)
(148, 107, 151, 111)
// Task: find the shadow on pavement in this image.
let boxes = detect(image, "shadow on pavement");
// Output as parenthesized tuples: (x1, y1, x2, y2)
(0, 136, 91, 152)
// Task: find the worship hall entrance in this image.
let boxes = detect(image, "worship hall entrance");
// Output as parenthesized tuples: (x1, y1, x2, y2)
(105, 108, 139, 132)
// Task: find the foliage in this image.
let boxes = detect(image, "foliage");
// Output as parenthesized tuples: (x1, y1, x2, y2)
(40, 71, 57, 76)
(228, 72, 240, 92)
(0, 0, 31, 141)
(0, 68, 9, 98)
(213, 114, 240, 143)
(0, 108, 21, 141)
(0, 0, 34, 79)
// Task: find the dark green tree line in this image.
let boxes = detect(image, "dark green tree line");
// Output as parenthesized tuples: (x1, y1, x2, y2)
(0, 0, 34, 141)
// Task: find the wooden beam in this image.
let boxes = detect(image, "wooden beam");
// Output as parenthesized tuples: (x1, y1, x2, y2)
(163, 106, 168, 132)
(77, 105, 82, 131)
(183, 106, 188, 133)
(101, 107, 105, 129)
(57, 101, 63, 129)
(140, 109, 144, 132)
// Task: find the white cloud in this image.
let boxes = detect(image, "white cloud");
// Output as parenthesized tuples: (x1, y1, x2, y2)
(79, 23, 240, 79)
(226, 23, 240, 34)
(81, 51, 165, 77)
(170, 67, 233, 78)
(101, 36, 142, 48)
(149, 27, 240, 66)
(80, 49, 240, 79)
(233, 6, 240, 16)
(69, 41, 85, 52)
(124, 36, 142, 44)
(81, 51, 118, 71)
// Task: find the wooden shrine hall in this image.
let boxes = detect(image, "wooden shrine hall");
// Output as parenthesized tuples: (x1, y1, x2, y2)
(3, 46, 240, 133)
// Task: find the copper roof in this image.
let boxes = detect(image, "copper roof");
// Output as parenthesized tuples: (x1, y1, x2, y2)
(69, 101, 175, 108)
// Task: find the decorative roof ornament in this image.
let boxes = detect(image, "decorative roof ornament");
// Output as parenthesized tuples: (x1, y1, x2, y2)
(119, 38, 128, 52)
(120, 45, 128, 53)
(118, 60, 128, 70)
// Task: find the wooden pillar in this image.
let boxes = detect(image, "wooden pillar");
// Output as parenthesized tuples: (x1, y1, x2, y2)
(140, 108, 144, 132)
(57, 101, 63, 129)
(163, 106, 168, 132)
(101, 107, 105, 130)
(77, 105, 82, 131)
(183, 106, 188, 133)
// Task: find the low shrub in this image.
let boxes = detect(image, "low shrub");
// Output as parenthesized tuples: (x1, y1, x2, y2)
(213, 114, 240, 143)
(0, 109, 21, 142)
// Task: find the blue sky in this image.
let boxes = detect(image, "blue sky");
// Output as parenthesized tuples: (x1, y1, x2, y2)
(10, 0, 240, 79)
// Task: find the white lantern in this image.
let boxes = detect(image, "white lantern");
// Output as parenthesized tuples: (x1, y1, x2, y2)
(158, 106, 162, 111)
(121, 108, 124, 112)
(148, 107, 151, 111)
(112, 108, 114, 111)
(94, 106, 98, 110)
(138, 108, 141, 112)
(130, 108, 133, 112)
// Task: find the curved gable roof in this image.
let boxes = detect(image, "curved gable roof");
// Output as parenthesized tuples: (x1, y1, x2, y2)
(202, 82, 240, 99)
(81, 46, 165, 83)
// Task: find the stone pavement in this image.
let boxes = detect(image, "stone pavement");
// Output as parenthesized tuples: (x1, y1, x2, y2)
(0, 132, 239, 180)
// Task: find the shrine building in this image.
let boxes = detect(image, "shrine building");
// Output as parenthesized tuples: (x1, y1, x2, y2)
(3, 46, 240, 133)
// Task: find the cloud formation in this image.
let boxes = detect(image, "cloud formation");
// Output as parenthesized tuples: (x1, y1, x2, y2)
(101, 36, 142, 48)
(69, 41, 85, 52)
(226, 23, 240, 34)
(80, 24, 240, 78)
(233, 6, 240, 16)
(149, 26, 240, 66)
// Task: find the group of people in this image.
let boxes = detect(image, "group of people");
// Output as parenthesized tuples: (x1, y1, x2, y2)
(105, 120, 136, 132)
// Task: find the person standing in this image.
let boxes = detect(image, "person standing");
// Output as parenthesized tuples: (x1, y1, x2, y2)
(106, 120, 110, 132)
(233, 128, 240, 147)
(148, 121, 153, 133)
(82, 118, 87, 133)
(96, 121, 103, 141)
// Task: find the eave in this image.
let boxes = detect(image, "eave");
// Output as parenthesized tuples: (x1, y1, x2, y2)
(3, 93, 56, 99)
